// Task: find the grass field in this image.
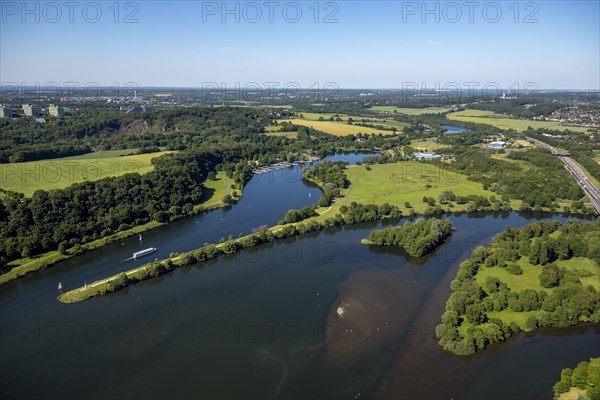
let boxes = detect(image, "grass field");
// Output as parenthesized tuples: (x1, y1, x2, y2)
(279, 118, 395, 136)
(299, 113, 410, 130)
(0, 150, 173, 196)
(558, 388, 588, 400)
(473, 256, 600, 330)
(62, 149, 141, 159)
(370, 106, 449, 115)
(476, 257, 600, 294)
(344, 162, 494, 212)
(199, 171, 234, 209)
(410, 139, 448, 152)
(297, 112, 368, 121)
(446, 110, 591, 133)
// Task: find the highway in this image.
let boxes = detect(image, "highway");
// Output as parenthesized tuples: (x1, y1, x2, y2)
(527, 137, 600, 215)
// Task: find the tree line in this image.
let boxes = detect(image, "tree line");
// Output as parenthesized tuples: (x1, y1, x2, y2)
(440, 148, 585, 209)
(365, 218, 453, 257)
(553, 357, 600, 399)
(436, 219, 600, 355)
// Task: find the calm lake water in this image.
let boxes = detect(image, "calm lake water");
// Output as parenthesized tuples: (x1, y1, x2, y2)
(1, 153, 597, 399)
(442, 124, 471, 135)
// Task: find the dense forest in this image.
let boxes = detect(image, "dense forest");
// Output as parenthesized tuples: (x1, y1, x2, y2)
(302, 161, 349, 207)
(553, 357, 600, 399)
(364, 218, 453, 257)
(0, 147, 256, 265)
(527, 131, 600, 182)
(442, 148, 585, 208)
(436, 219, 600, 355)
(0, 107, 268, 163)
(0, 106, 415, 266)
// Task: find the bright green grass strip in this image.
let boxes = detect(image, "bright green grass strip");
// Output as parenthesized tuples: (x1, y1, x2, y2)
(0, 151, 173, 196)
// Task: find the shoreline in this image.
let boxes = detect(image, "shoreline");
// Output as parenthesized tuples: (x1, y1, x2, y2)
(57, 208, 593, 304)
(0, 174, 240, 286)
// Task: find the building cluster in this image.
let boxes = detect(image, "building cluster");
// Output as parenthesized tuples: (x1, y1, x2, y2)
(534, 107, 600, 128)
(486, 141, 507, 148)
(119, 105, 153, 113)
(0, 105, 12, 118)
(411, 152, 442, 160)
(0, 104, 67, 119)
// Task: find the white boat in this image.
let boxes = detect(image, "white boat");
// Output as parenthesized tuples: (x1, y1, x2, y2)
(139, 234, 143, 241)
(133, 247, 157, 259)
(58, 282, 63, 290)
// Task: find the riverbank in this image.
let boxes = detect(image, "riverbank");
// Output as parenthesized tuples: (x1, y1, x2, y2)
(58, 202, 404, 303)
(57, 158, 595, 303)
(435, 219, 600, 355)
(1, 172, 239, 285)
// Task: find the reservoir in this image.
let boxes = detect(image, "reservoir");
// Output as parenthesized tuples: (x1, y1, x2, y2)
(442, 124, 471, 135)
(0, 153, 597, 399)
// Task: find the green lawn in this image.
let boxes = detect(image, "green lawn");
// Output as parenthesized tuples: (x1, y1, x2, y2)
(61, 149, 141, 159)
(344, 162, 494, 212)
(476, 257, 600, 294)
(199, 172, 235, 208)
(473, 256, 600, 330)
(279, 118, 395, 136)
(447, 110, 591, 133)
(476, 259, 547, 293)
(0, 151, 173, 196)
(410, 139, 448, 152)
(371, 106, 449, 115)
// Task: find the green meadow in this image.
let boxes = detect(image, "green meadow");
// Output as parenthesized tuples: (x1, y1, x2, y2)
(296, 112, 410, 131)
(370, 106, 450, 115)
(475, 257, 600, 330)
(0, 151, 173, 196)
(279, 118, 395, 136)
(410, 139, 448, 152)
(446, 110, 591, 133)
(344, 162, 494, 212)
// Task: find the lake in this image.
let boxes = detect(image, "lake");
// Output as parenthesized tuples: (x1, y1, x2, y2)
(0, 153, 597, 400)
(442, 124, 471, 135)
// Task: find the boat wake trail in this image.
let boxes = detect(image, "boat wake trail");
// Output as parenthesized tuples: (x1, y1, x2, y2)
(260, 347, 288, 399)
(258, 341, 327, 399)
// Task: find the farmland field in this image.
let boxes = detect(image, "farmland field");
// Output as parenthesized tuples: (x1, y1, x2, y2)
(344, 161, 494, 211)
(278, 118, 395, 136)
(296, 112, 411, 130)
(370, 106, 450, 115)
(0, 151, 173, 196)
(447, 109, 591, 133)
(297, 112, 368, 121)
(60, 149, 141, 159)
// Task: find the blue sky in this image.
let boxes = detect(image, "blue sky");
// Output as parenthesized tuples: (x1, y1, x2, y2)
(1, 1, 599, 89)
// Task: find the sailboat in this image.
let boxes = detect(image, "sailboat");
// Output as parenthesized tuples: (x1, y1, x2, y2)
(58, 282, 63, 290)
(309, 192, 312, 197)
(139, 234, 143, 241)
